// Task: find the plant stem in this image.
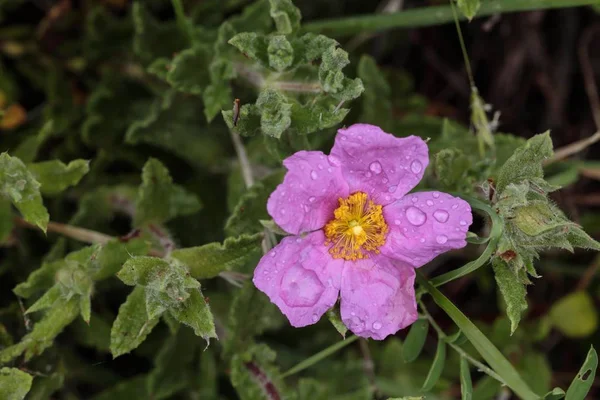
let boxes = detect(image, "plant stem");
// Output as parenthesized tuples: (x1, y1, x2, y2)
(303, 0, 599, 36)
(14, 217, 113, 245)
(234, 63, 322, 93)
(418, 300, 506, 386)
(280, 335, 359, 378)
(229, 129, 255, 188)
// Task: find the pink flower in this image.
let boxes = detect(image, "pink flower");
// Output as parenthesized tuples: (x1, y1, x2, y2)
(253, 124, 472, 340)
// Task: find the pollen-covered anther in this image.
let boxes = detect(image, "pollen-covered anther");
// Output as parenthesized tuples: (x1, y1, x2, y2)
(324, 192, 388, 260)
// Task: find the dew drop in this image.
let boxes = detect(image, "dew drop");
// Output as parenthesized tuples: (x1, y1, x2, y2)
(312, 314, 319, 322)
(280, 209, 286, 215)
(459, 220, 467, 226)
(342, 135, 347, 140)
(372, 321, 382, 330)
(365, 172, 372, 178)
(410, 160, 423, 174)
(385, 195, 391, 201)
(327, 167, 333, 173)
(263, 270, 268, 275)
(411, 197, 418, 203)
(394, 219, 401, 225)
(426, 200, 434, 206)
(280, 191, 286, 197)
(436, 235, 448, 244)
(388, 185, 397, 193)
(369, 161, 383, 174)
(270, 251, 277, 257)
(309, 196, 316, 203)
(382, 178, 389, 184)
(433, 210, 449, 223)
(406, 206, 427, 226)
(420, 238, 425, 243)
(452, 204, 458, 210)
(310, 170, 318, 180)
(318, 164, 324, 170)
(432, 192, 440, 198)
(328, 155, 342, 166)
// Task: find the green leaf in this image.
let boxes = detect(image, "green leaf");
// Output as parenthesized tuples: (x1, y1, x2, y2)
(0, 198, 11, 244)
(0, 297, 79, 363)
(225, 171, 284, 236)
(519, 352, 552, 396)
(327, 307, 348, 338)
(134, 158, 201, 226)
(110, 286, 160, 358)
(496, 131, 553, 193)
(0, 152, 48, 232)
(513, 202, 570, 237)
(565, 346, 597, 400)
(27, 159, 89, 195)
(166, 46, 212, 95)
(549, 291, 598, 338)
(460, 357, 473, 400)
(456, 0, 481, 20)
(493, 259, 528, 334)
(147, 328, 197, 399)
(418, 272, 539, 400)
(544, 388, 566, 400)
(169, 289, 217, 342)
(13, 259, 65, 298)
(421, 338, 446, 391)
(269, 0, 301, 34)
(26, 370, 64, 400)
(357, 55, 392, 130)
(171, 233, 263, 279)
(268, 35, 294, 71)
(91, 240, 149, 281)
(25, 284, 62, 314)
(228, 32, 269, 66)
(91, 375, 150, 400)
(13, 120, 53, 163)
(256, 89, 292, 138)
(0, 368, 32, 400)
(402, 318, 429, 363)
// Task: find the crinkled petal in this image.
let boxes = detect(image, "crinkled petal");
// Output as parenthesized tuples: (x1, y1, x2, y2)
(267, 151, 349, 235)
(329, 124, 428, 206)
(253, 231, 343, 327)
(340, 255, 417, 340)
(381, 191, 472, 268)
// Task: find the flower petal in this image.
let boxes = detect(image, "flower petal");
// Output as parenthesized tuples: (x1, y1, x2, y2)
(329, 124, 428, 206)
(381, 191, 472, 268)
(340, 255, 417, 340)
(253, 231, 343, 327)
(267, 151, 349, 235)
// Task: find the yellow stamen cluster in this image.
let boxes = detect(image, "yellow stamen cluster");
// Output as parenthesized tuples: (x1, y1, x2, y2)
(324, 192, 388, 260)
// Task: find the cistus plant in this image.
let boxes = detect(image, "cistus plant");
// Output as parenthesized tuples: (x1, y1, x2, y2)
(0, 1, 598, 400)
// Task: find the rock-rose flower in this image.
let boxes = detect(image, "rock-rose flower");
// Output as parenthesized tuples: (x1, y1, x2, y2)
(253, 124, 472, 339)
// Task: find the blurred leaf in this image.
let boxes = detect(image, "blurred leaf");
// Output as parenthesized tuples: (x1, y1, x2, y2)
(169, 289, 217, 342)
(171, 233, 263, 279)
(0, 297, 79, 363)
(0, 152, 48, 232)
(493, 259, 528, 334)
(519, 352, 552, 396)
(456, 0, 481, 20)
(110, 286, 160, 358)
(26, 370, 64, 400)
(460, 357, 472, 400)
(269, 0, 301, 34)
(421, 338, 446, 391)
(0, 198, 11, 243)
(0, 368, 32, 400)
(544, 388, 566, 400)
(549, 291, 598, 338)
(134, 158, 201, 227)
(565, 346, 597, 400)
(91, 375, 150, 400)
(27, 159, 89, 195)
(13, 121, 53, 163)
(357, 55, 392, 130)
(166, 46, 212, 95)
(402, 318, 429, 363)
(13, 259, 65, 298)
(470, 88, 494, 153)
(84, 6, 133, 61)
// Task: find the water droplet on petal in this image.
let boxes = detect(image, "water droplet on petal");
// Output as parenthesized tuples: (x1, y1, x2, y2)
(426, 200, 434, 206)
(382, 178, 389, 184)
(388, 185, 397, 193)
(436, 235, 448, 244)
(270, 251, 277, 257)
(411, 197, 418, 203)
(459, 220, 467, 226)
(433, 210, 449, 223)
(365, 172, 372, 178)
(452, 204, 458, 210)
(328, 155, 342, 166)
(394, 219, 401, 225)
(310, 170, 318, 180)
(406, 206, 427, 226)
(309, 196, 316, 203)
(420, 238, 425, 243)
(369, 161, 382, 174)
(312, 314, 319, 322)
(280, 209, 286, 215)
(341, 135, 347, 140)
(385, 195, 391, 201)
(372, 321, 382, 330)
(318, 164, 324, 170)
(410, 160, 423, 174)
(280, 191, 286, 197)
(432, 192, 440, 198)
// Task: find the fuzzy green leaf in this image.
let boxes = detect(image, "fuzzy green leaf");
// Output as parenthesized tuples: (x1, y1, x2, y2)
(171, 233, 263, 279)
(228, 32, 269, 66)
(268, 35, 294, 71)
(496, 131, 553, 193)
(27, 159, 89, 195)
(169, 289, 216, 342)
(13, 120, 53, 163)
(493, 259, 528, 334)
(231, 344, 289, 400)
(0, 368, 32, 400)
(549, 291, 598, 338)
(166, 46, 212, 95)
(565, 346, 597, 400)
(0, 297, 79, 363)
(110, 286, 160, 358)
(269, 0, 301, 34)
(326, 307, 348, 338)
(25, 284, 62, 314)
(13, 259, 65, 298)
(0, 152, 48, 232)
(256, 89, 292, 138)
(134, 158, 201, 226)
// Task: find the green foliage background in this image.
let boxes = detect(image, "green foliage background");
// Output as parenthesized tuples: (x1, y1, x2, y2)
(0, 0, 599, 399)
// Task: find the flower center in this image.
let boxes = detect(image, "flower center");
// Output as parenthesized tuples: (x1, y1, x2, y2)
(324, 192, 388, 260)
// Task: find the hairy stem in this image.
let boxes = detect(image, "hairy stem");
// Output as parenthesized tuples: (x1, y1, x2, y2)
(14, 216, 113, 245)
(234, 63, 322, 93)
